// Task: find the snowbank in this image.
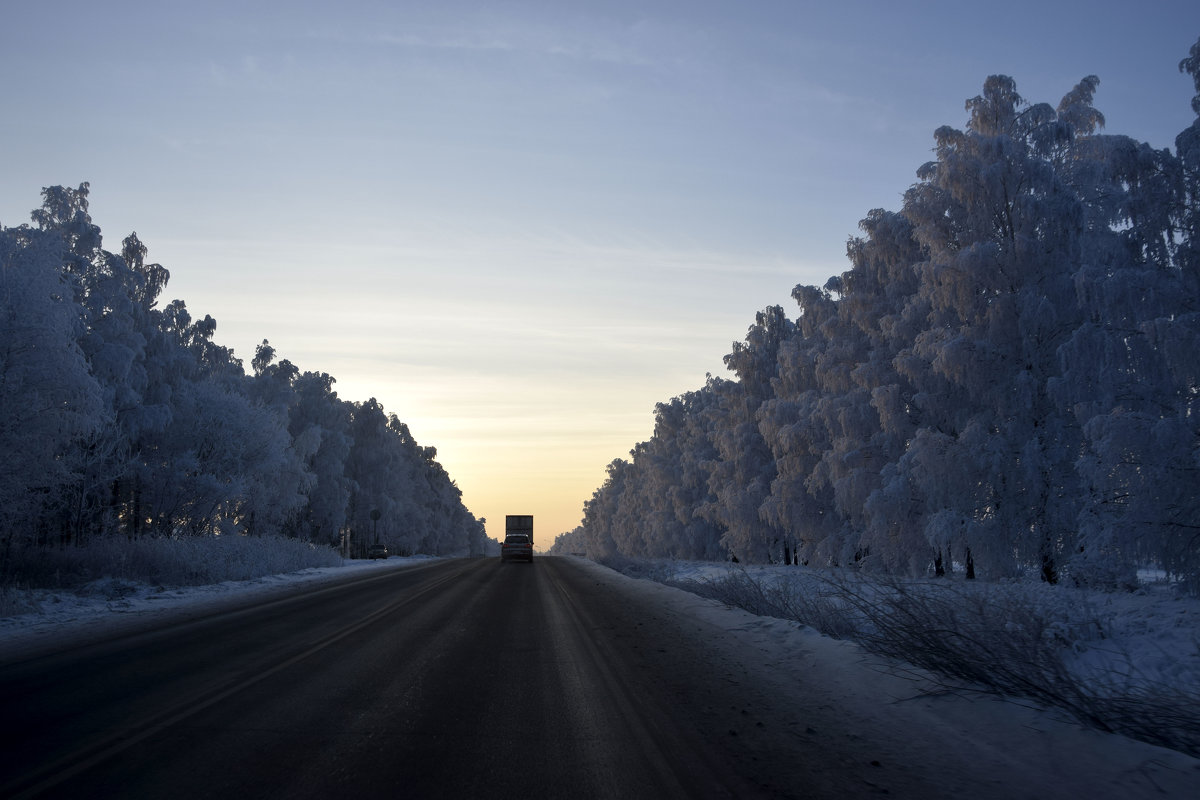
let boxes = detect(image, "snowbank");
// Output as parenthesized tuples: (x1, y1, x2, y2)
(570, 556, 1200, 798)
(0, 556, 438, 662)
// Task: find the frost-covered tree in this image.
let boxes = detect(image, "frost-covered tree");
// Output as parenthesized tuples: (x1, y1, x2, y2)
(757, 287, 841, 564)
(647, 388, 726, 559)
(577, 40, 1200, 592)
(282, 370, 353, 545)
(338, 399, 477, 557)
(877, 74, 1118, 581)
(1051, 41, 1200, 590)
(825, 209, 927, 570)
(21, 185, 134, 543)
(137, 379, 296, 536)
(1, 187, 482, 564)
(580, 458, 633, 560)
(701, 309, 793, 562)
(0, 225, 104, 549)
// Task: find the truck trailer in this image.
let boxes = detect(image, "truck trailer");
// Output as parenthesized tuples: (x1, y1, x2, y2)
(501, 515, 534, 562)
(505, 515, 533, 546)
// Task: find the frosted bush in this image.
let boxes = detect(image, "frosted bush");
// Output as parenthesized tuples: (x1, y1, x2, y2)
(2, 535, 343, 590)
(629, 559, 1200, 757)
(0, 584, 41, 617)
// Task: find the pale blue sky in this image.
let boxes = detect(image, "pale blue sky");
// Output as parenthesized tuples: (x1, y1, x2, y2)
(3, 1, 1198, 541)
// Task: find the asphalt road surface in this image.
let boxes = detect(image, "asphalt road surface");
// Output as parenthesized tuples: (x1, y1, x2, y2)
(0, 557, 819, 799)
(5, 556, 1196, 799)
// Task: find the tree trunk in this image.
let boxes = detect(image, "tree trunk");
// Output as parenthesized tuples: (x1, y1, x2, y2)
(1041, 553, 1058, 584)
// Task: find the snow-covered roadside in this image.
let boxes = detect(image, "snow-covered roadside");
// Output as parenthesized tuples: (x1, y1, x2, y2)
(0, 556, 440, 663)
(566, 556, 1200, 798)
(651, 559, 1200, 691)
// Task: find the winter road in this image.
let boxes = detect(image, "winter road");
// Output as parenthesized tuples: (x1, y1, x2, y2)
(0, 557, 815, 799)
(3, 556, 1198, 799)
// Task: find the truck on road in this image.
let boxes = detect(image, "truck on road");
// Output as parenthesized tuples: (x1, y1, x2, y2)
(502, 515, 534, 562)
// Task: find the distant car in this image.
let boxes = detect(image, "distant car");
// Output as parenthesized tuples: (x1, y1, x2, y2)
(367, 544, 388, 560)
(501, 533, 533, 563)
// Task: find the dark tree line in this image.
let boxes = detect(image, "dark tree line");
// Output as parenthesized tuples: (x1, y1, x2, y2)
(556, 39, 1200, 593)
(1, 184, 487, 562)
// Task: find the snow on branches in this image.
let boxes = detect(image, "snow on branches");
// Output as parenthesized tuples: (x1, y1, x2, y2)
(569, 37, 1200, 593)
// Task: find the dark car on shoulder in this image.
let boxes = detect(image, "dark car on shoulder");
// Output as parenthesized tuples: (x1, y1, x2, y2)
(501, 533, 533, 563)
(367, 543, 388, 559)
